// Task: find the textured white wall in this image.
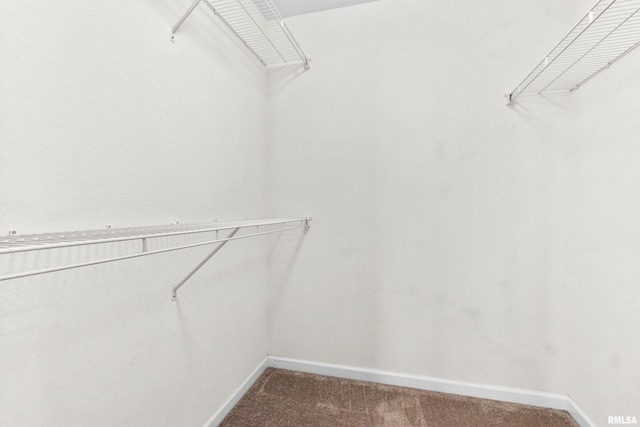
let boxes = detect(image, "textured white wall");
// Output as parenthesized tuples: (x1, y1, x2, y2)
(266, 0, 635, 424)
(1, 1, 270, 426)
(568, 14, 640, 425)
(269, 1, 640, 424)
(267, 0, 573, 385)
(0, 0, 269, 234)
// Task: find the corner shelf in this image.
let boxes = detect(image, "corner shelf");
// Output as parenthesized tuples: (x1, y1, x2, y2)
(507, 0, 640, 103)
(171, 0, 310, 69)
(0, 218, 311, 299)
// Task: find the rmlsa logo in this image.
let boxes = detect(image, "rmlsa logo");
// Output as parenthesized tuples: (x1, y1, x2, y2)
(609, 415, 638, 425)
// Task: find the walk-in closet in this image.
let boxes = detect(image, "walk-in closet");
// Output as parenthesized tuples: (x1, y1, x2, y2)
(2, 1, 639, 426)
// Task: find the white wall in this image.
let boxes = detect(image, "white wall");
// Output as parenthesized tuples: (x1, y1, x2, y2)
(267, 0, 573, 385)
(267, 0, 638, 425)
(1, 1, 271, 426)
(568, 11, 640, 423)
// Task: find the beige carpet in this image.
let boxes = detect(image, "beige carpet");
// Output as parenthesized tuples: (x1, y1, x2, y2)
(220, 368, 579, 427)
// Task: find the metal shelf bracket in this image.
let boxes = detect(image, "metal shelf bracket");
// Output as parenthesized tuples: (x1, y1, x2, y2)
(171, 227, 239, 301)
(171, 0, 202, 43)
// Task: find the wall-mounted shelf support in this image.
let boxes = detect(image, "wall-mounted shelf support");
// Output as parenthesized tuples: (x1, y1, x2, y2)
(171, 227, 239, 300)
(171, 0, 203, 42)
(170, 0, 310, 69)
(507, 0, 640, 103)
(0, 218, 312, 299)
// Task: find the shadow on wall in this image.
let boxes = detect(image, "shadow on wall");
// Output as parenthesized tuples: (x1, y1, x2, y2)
(268, 64, 310, 97)
(151, 0, 266, 83)
(268, 226, 310, 315)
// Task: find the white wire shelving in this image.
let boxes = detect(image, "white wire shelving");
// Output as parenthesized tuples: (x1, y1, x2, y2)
(507, 0, 640, 103)
(0, 217, 311, 300)
(171, 0, 310, 69)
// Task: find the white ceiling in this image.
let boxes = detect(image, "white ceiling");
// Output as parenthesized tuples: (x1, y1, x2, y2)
(271, 0, 379, 17)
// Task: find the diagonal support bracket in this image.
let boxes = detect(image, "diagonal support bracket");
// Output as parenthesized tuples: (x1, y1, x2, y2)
(171, 0, 203, 42)
(172, 227, 240, 300)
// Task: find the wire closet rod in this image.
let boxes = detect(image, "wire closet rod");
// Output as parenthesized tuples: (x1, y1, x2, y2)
(0, 218, 305, 254)
(0, 218, 311, 285)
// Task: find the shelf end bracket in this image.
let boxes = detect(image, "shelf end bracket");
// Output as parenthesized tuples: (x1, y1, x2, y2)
(505, 92, 514, 106)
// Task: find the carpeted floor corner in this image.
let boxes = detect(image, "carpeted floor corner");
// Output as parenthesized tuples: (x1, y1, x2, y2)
(219, 368, 579, 427)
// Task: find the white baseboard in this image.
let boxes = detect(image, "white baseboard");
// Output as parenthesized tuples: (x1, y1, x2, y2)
(269, 356, 570, 409)
(203, 356, 269, 427)
(206, 355, 597, 427)
(566, 395, 598, 427)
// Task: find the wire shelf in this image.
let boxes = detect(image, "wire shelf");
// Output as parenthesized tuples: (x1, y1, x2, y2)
(0, 218, 311, 298)
(508, 0, 640, 103)
(172, 0, 310, 69)
(0, 218, 307, 254)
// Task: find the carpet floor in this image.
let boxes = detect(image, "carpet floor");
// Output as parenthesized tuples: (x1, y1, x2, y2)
(219, 368, 579, 427)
